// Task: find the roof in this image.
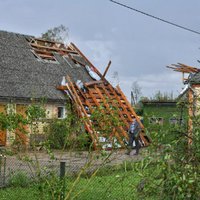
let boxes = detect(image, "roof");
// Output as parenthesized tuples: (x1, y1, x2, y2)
(188, 72, 200, 84)
(0, 30, 95, 102)
(167, 63, 200, 84)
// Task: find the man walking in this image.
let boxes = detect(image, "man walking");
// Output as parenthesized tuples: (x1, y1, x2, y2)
(127, 117, 141, 155)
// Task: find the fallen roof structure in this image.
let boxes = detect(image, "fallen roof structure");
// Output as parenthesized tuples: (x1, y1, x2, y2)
(55, 42, 150, 149)
(59, 76, 150, 149)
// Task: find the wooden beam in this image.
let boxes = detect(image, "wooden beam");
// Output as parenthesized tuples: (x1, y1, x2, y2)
(57, 85, 68, 90)
(188, 88, 193, 145)
(33, 37, 64, 45)
(33, 48, 54, 55)
(37, 53, 55, 59)
(70, 57, 85, 66)
(178, 63, 199, 71)
(168, 63, 200, 74)
(102, 60, 111, 78)
(66, 76, 99, 148)
(30, 43, 78, 54)
(84, 80, 104, 87)
(69, 43, 103, 78)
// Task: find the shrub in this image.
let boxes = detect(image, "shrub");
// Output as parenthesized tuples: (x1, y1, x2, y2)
(134, 121, 200, 200)
(8, 171, 30, 187)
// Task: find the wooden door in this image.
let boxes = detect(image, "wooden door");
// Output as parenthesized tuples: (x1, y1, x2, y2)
(0, 105, 6, 146)
(15, 104, 28, 146)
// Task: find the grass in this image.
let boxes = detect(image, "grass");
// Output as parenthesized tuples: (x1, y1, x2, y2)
(0, 168, 144, 200)
(0, 185, 39, 200)
(68, 170, 140, 200)
(0, 159, 159, 200)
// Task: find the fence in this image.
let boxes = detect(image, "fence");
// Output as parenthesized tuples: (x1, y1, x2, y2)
(0, 150, 142, 199)
(0, 154, 6, 187)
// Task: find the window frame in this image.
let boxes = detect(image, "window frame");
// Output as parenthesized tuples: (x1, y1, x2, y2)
(57, 106, 66, 119)
(149, 117, 164, 125)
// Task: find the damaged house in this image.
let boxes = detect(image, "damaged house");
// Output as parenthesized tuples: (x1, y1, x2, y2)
(0, 30, 149, 148)
(167, 63, 200, 144)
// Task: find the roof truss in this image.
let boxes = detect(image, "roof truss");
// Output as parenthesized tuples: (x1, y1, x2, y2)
(167, 63, 200, 82)
(58, 76, 150, 149)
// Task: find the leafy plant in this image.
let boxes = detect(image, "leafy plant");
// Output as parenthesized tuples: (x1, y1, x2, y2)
(134, 108, 200, 200)
(38, 173, 67, 200)
(8, 171, 30, 187)
(45, 104, 86, 150)
(90, 101, 124, 149)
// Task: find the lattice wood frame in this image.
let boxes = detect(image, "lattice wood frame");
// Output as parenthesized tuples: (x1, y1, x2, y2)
(58, 76, 150, 149)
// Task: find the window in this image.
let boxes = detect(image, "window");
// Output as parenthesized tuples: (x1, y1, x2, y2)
(169, 117, 183, 125)
(149, 117, 163, 125)
(28, 37, 59, 64)
(57, 107, 66, 119)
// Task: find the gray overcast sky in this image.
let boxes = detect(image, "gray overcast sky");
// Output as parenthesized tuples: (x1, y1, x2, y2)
(1, 0, 200, 100)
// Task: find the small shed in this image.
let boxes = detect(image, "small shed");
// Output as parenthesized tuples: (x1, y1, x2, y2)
(141, 100, 187, 128)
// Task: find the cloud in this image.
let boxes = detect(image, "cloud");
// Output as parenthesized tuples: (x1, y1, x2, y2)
(112, 72, 183, 100)
(70, 34, 185, 100)
(69, 35, 116, 73)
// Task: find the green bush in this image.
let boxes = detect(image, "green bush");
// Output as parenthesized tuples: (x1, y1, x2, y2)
(8, 171, 30, 187)
(45, 118, 88, 150)
(134, 120, 200, 200)
(45, 119, 69, 149)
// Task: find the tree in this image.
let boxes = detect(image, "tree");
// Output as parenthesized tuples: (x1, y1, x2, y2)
(41, 25, 69, 43)
(131, 81, 142, 105)
(151, 90, 175, 101)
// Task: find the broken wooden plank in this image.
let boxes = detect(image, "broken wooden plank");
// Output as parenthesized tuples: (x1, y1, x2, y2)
(30, 43, 77, 54)
(37, 53, 55, 59)
(69, 43, 103, 77)
(84, 80, 104, 87)
(102, 60, 111, 78)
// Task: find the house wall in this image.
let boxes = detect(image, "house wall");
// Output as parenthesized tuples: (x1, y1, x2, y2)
(193, 86, 200, 115)
(29, 104, 58, 136)
(142, 102, 188, 144)
(0, 102, 66, 146)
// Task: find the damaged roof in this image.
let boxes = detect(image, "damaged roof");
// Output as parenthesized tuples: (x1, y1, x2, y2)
(0, 30, 150, 148)
(0, 30, 95, 102)
(188, 72, 200, 84)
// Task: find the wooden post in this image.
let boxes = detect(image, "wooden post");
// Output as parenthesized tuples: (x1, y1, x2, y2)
(60, 161, 66, 200)
(188, 88, 193, 145)
(60, 161, 66, 179)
